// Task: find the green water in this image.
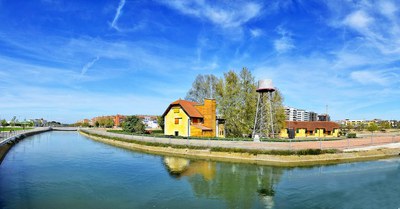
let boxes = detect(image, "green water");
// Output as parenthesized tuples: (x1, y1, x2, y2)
(0, 131, 399, 209)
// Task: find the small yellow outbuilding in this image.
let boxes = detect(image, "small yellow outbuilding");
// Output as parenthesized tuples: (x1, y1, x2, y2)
(280, 121, 340, 138)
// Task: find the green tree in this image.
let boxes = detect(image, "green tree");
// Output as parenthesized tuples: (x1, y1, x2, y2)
(82, 122, 90, 127)
(1, 119, 7, 127)
(346, 123, 354, 131)
(122, 116, 145, 133)
(367, 123, 379, 133)
(237, 68, 257, 136)
(157, 116, 165, 131)
(95, 121, 100, 127)
(105, 118, 114, 128)
(187, 68, 285, 138)
(216, 70, 242, 137)
(379, 121, 391, 130)
(271, 90, 286, 135)
(185, 74, 220, 103)
(10, 116, 16, 127)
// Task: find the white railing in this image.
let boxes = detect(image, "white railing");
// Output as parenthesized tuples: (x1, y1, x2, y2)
(0, 127, 51, 146)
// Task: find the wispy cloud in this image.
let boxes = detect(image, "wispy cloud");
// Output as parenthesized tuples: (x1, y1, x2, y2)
(327, 0, 400, 55)
(249, 28, 263, 38)
(159, 0, 262, 29)
(350, 70, 399, 86)
(192, 61, 219, 71)
(274, 27, 294, 54)
(0, 84, 171, 123)
(343, 10, 373, 31)
(80, 56, 100, 77)
(110, 0, 126, 31)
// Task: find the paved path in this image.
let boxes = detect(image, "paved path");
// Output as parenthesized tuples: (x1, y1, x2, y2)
(0, 127, 51, 146)
(81, 129, 400, 151)
(344, 142, 400, 152)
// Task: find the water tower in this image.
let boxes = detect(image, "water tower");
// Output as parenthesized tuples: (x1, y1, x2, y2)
(252, 79, 276, 141)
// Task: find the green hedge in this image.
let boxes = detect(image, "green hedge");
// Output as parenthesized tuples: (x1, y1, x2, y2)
(347, 133, 357, 138)
(106, 130, 344, 142)
(83, 130, 340, 156)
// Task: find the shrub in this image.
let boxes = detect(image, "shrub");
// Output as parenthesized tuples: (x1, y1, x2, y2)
(347, 133, 357, 138)
(122, 116, 145, 134)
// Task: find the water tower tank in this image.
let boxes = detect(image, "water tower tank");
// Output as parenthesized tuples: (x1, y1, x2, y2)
(256, 79, 275, 92)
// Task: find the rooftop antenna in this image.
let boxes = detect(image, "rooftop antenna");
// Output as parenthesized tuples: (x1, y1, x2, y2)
(326, 105, 329, 117)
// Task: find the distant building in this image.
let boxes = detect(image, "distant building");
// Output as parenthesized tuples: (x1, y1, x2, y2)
(113, 114, 126, 127)
(285, 107, 319, 122)
(296, 109, 307, 121)
(285, 107, 297, 121)
(30, 118, 47, 127)
(309, 112, 318, 121)
(162, 99, 225, 138)
(318, 114, 331, 121)
(341, 119, 365, 126)
(137, 115, 160, 129)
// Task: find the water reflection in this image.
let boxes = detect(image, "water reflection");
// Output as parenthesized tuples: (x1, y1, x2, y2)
(163, 156, 284, 209)
(163, 157, 216, 180)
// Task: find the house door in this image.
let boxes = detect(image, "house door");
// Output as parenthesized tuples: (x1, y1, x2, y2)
(174, 131, 179, 136)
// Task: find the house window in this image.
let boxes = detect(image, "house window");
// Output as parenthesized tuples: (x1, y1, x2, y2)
(174, 109, 180, 113)
(175, 118, 179, 124)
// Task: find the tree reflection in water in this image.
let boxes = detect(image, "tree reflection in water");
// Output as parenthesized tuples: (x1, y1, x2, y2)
(163, 156, 284, 209)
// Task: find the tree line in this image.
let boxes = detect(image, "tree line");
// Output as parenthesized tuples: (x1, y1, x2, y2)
(184, 68, 286, 138)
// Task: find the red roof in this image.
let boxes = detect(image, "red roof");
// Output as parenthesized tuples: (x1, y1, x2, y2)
(162, 99, 203, 118)
(285, 121, 340, 132)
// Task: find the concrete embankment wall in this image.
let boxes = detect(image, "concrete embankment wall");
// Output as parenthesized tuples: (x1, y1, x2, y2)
(79, 129, 400, 167)
(0, 128, 51, 164)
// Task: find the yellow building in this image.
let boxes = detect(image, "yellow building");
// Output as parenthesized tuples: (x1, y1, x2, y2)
(162, 99, 225, 138)
(280, 121, 340, 138)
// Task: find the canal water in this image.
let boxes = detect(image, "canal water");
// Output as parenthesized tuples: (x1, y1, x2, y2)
(0, 131, 399, 209)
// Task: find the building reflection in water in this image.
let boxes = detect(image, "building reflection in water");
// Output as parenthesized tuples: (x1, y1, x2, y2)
(163, 156, 216, 180)
(163, 156, 284, 209)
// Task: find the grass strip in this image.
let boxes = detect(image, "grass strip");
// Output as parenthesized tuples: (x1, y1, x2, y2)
(83, 130, 340, 156)
(107, 130, 343, 142)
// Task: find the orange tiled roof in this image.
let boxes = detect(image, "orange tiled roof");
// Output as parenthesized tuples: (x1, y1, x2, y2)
(285, 121, 340, 131)
(162, 99, 204, 118)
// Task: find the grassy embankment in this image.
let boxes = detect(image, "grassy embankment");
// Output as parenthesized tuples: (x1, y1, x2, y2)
(107, 129, 344, 142)
(91, 130, 339, 156)
(0, 127, 33, 132)
(81, 130, 400, 166)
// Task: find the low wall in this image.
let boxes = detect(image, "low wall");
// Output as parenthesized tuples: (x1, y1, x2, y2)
(0, 127, 51, 164)
(80, 129, 400, 167)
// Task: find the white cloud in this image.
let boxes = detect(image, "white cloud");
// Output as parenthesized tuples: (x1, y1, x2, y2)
(274, 27, 294, 54)
(160, 0, 262, 28)
(379, 1, 397, 18)
(325, 1, 400, 55)
(0, 85, 171, 123)
(343, 10, 373, 30)
(249, 28, 263, 37)
(110, 0, 126, 30)
(274, 37, 294, 54)
(80, 56, 99, 77)
(192, 61, 218, 71)
(350, 70, 397, 86)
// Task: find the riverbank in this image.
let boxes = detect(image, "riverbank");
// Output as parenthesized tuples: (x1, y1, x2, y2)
(0, 127, 51, 164)
(80, 130, 400, 167)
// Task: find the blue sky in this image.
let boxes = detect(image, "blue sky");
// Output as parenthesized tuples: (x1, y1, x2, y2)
(0, 0, 399, 123)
